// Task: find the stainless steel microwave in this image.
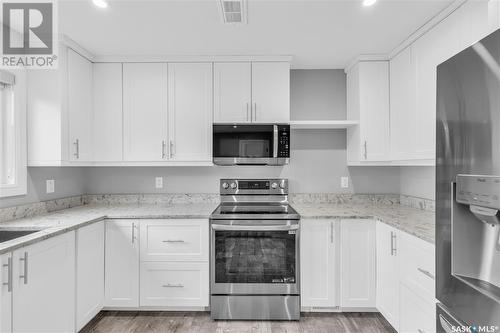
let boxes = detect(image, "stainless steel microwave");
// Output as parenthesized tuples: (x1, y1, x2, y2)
(213, 124, 290, 166)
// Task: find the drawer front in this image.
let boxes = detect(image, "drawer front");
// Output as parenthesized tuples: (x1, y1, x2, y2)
(140, 219, 209, 261)
(140, 262, 209, 307)
(399, 231, 435, 300)
(399, 283, 436, 333)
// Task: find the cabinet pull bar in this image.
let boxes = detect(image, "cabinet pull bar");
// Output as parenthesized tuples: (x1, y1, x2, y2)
(169, 140, 174, 158)
(162, 240, 185, 243)
(418, 330, 426, 333)
(19, 252, 28, 284)
(363, 141, 367, 160)
(162, 283, 184, 288)
(74, 139, 80, 159)
(131, 222, 136, 243)
(253, 102, 257, 122)
(2, 257, 12, 292)
(161, 140, 166, 159)
(246, 102, 249, 121)
(390, 231, 397, 256)
(417, 267, 435, 280)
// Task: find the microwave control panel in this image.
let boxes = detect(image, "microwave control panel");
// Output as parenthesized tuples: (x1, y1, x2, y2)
(278, 125, 290, 157)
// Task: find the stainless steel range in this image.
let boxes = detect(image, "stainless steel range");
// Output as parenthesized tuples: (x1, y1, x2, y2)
(209, 179, 300, 320)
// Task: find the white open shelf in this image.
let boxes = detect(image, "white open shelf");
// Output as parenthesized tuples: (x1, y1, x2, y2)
(290, 120, 359, 129)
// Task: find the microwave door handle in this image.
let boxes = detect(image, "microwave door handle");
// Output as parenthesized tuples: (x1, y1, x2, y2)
(273, 125, 278, 158)
(211, 224, 299, 231)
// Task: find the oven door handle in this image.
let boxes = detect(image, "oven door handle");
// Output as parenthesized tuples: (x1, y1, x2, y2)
(211, 224, 299, 231)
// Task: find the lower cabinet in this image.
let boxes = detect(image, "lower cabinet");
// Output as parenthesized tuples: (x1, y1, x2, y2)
(399, 283, 436, 333)
(300, 219, 339, 309)
(0, 253, 12, 333)
(76, 222, 105, 331)
(12, 232, 76, 333)
(340, 219, 376, 308)
(140, 262, 209, 307)
(104, 219, 140, 307)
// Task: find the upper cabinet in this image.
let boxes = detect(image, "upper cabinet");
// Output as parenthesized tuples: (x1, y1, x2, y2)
(214, 62, 290, 124)
(346, 61, 390, 164)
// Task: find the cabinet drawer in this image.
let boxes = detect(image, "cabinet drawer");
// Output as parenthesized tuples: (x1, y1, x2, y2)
(399, 231, 435, 299)
(140, 262, 209, 307)
(399, 283, 436, 333)
(140, 219, 209, 261)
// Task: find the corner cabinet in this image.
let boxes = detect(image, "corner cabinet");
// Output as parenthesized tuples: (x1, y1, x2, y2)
(300, 219, 339, 309)
(346, 61, 390, 164)
(214, 62, 290, 124)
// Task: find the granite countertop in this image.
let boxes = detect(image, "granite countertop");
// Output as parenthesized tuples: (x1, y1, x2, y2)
(0, 200, 434, 255)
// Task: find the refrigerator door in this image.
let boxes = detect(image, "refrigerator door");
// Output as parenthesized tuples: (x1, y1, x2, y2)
(436, 28, 500, 327)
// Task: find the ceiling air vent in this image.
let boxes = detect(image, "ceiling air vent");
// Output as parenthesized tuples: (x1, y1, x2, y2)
(218, 0, 247, 24)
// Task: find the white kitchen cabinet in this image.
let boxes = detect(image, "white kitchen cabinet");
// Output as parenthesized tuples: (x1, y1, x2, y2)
(340, 219, 376, 308)
(68, 48, 93, 162)
(12, 232, 75, 333)
(300, 219, 339, 309)
(214, 62, 252, 123)
(376, 221, 400, 331)
(140, 219, 209, 262)
(93, 63, 123, 162)
(346, 61, 390, 164)
(76, 222, 105, 331)
(123, 63, 167, 161)
(0, 253, 12, 333)
(167, 63, 212, 162)
(399, 283, 436, 333)
(140, 262, 209, 307)
(105, 220, 139, 307)
(251, 62, 290, 123)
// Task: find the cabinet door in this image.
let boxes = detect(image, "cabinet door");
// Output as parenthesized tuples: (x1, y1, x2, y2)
(13, 232, 75, 333)
(300, 219, 338, 308)
(214, 62, 252, 123)
(167, 63, 212, 162)
(140, 219, 209, 262)
(76, 222, 104, 331)
(390, 46, 418, 161)
(399, 283, 436, 333)
(340, 219, 376, 308)
(68, 48, 93, 162)
(104, 220, 139, 307)
(376, 222, 400, 331)
(93, 63, 123, 162)
(140, 262, 209, 307)
(123, 63, 167, 161)
(251, 62, 290, 123)
(0, 253, 12, 333)
(358, 62, 390, 162)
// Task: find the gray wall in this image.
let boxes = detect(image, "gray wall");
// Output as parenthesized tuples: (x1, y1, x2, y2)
(0, 167, 87, 208)
(400, 166, 435, 200)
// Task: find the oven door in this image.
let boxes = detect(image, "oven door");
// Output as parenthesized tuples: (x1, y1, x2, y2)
(210, 220, 300, 295)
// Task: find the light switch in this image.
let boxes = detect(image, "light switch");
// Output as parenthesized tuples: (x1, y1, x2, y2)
(341, 177, 349, 188)
(46, 179, 55, 193)
(155, 177, 163, 189)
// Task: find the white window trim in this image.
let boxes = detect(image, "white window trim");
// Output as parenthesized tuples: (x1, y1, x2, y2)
(0, 68, 27, 198)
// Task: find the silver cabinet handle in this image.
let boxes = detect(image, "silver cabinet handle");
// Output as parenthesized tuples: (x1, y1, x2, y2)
(253, 102, 257, 122)
(162, 240, 185, 243)
(162, 283, 184, 288)
(330, 221, 334, 243)
(439, 315, 454, 333)
(418, 330, 425, 333)
(363, 140, 367, 160)
(3, 257, 12, 292)
(390, 231, 397, 256)
(131, 222, 136, 243)
(19, 252, 28, 284)
(417, 268, 435, 280)
(74, 139, 80, 159)
(169, 140, 174, 158)
(161, 140, 166, 159)
(246, 102, 249, 122)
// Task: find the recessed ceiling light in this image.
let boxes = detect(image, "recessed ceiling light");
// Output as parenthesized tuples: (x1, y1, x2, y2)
(92, 0, 108, 9)
(362, 0, 377, 7)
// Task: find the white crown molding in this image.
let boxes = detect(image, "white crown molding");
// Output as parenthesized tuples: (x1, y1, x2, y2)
(58, 33, 96, 62)
(92, 55, 292, 63)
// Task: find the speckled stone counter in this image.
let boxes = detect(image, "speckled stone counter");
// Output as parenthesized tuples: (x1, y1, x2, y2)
(295, 203, 435, 244)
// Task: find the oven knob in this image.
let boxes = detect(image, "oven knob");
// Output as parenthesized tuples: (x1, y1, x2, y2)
(280, 182, 286, 189)
(230, 182, 237, 189)
(271, 182, 278, 189)
(222, 182, 229, 189)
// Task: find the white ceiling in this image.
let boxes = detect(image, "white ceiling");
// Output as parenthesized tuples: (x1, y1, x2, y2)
(59, 0, 453, 68)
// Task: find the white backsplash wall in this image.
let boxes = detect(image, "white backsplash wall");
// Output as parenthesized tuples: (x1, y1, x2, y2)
(399, 166, 435, 200)
(0, 167, 87, 208)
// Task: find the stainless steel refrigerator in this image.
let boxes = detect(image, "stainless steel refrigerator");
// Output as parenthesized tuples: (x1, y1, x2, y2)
(436, 28, 500, 331)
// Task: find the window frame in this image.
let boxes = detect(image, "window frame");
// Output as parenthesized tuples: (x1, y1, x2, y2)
(0, 68, 27, 198)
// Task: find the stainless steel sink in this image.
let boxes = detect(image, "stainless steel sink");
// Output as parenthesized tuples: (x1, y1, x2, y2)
(0, 229, 45, 243)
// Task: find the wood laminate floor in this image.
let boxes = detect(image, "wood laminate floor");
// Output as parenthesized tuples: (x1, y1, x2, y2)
(80, 311, 397, 333)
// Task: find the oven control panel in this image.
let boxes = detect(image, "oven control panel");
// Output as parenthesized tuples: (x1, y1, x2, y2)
(456, 174, 500, 209)
(220, 179, 288, 195)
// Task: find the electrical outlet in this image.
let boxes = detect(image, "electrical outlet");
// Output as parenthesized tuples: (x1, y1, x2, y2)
(46, 179, 55, 193)
(155, 177, 163, 189)
(341, 177, 349, 189)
